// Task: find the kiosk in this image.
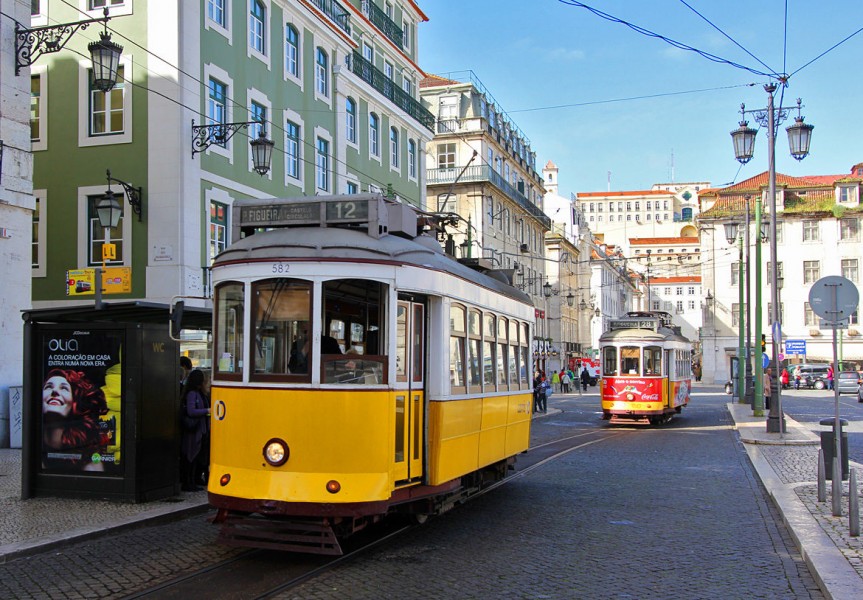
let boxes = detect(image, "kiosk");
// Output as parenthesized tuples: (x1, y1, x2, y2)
(22, 303, 211, 502)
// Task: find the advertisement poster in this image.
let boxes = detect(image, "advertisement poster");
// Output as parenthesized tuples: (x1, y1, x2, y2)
(39, 329, 123, 475)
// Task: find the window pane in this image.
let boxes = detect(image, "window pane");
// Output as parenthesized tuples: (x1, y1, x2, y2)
(252, 279, 311, 376)
(215, 282, 245, 377)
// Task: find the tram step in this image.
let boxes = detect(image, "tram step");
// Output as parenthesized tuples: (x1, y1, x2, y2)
(218, 514, 343, 555)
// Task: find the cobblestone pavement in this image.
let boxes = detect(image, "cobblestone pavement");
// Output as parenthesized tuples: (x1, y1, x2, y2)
(0, 390, 858, 599)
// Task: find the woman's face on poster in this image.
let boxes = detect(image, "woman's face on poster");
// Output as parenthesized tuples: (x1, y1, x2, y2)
(42, 375, 73, 417)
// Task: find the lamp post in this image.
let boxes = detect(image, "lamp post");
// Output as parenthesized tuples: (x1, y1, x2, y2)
(645, 249, 652, 310)
(731, 84, 814, 433)
(724, 219, 745, 403)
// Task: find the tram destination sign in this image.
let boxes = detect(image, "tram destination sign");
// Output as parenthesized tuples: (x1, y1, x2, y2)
(608, 318, 658, 332)
(238, 199, 371, 229)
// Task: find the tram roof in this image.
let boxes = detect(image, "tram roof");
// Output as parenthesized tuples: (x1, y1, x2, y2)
(213, 226, 533, 305)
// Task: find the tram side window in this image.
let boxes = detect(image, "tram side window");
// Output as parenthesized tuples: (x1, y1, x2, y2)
(497, 317, 508, 388)
(644, 346, 662, 375)
(322, 279, 387, 384)
(450, 304, 467, 392)
(251, 278, 311, 379)
(482, 313, 496, 389)
(467, 309, 481, 390)
(621, 346, 640, 375)
(215, 282, 244, 379)
(521, 322, 530, 388)
(508, 320, 518, 386)
(602, 346, 617, 376)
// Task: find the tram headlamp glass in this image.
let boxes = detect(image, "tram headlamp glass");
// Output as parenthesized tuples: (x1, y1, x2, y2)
(263, 438, 289, 466)
(626, 393, 635, 400)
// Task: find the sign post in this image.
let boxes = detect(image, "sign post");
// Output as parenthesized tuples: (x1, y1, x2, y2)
(808, 276, 859, 516)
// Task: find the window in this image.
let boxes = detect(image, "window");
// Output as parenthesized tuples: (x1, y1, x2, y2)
(369, 113, 380, 157)
(840, 218, 860, 241)
(688, 300, 696, 310)
(676, 300, 684, 313)
(767, 303, 784, 325)
(467, 310, 481, 389)
(731, 261, 740, 286)
(90, 65, 125, 136)
(214, 282, 245, 379)
(87, 195, 123, 267)
(315, 47, 328, 98)
(497, 318, 508, 387)
(402, 76, 412, 96)
(687, 286, 695, 295)
(249, 101, 266, 139)
(315, 137, 329, 192)
(30, 74, 42, 142)
(389, 127, 399, 168)
(731, 303, 740, 327)
(839, 186, 858, 204)
(209, 201, 228, 263)
(438, 143, 456, 170)
(90, 0, 124, 8)
(450, 305, 467, 392)
(802, 220, 820, 241)
(842, 258, 859, 282)
(602, 346, 618, 376)
(249, 0, 265, 54)
(250, 279, 312, 380)
(285, 24, 299, 78)
(621, 346, 640, 375)
(804, 302, 818, 327)
(803, 260, 820, 284)
(676, 287, 683, 296)
(345, 97, 357, 144)
(766, 261, 784, 285)
(208, 0, 226, 28)
(408, 139, 417, 179)
(346, 181, 358, 194)
(207, 77, 227, 135)
(32, 190, 47, 276)
(285, 119, 300, 180)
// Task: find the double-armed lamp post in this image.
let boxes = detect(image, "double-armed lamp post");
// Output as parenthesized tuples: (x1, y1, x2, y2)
(731, 82, 814, 432)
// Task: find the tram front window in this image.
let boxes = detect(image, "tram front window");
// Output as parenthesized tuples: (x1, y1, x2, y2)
(215, 282, 244, 378)
(602, 347, 617, 376)
(621, 346, 640, 375)
(252, 279, 312, 379)
(322, 279, 387, 384)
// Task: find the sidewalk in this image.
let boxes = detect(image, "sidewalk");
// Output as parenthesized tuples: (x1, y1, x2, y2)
(728, 401, 863, 600)
(1, 400, 861, 600)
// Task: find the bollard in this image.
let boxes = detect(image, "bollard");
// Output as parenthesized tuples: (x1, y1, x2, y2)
(851, 469, 860, 537)
(832, 457, 843, 517)
(817, 449, 826, 503)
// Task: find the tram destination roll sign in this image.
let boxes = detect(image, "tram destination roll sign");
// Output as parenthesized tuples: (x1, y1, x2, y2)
(239, 199, 370, 227)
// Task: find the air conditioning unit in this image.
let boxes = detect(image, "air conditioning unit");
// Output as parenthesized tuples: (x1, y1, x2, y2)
(519, 243, 529, 252)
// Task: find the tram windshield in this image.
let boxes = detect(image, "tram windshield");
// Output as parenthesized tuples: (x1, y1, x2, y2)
(621, 346, 640, 375)
(644, 346, 662, 376)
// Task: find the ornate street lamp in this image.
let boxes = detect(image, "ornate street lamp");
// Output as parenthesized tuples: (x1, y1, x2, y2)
(730, 106, 758, 165)
(192, 120, 275, 176)
(249, 129, 275, 176)
(786, 99, 814, 161)
(566, 292, 575, 307)
(15, 8, 123, 92)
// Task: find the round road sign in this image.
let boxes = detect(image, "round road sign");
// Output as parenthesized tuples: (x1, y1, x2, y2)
(808, 276, 859, 322)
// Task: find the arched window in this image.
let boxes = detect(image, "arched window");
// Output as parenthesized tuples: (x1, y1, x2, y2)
(315, 47, 328, 97)
(249, 1, 265, 54)
(390, 126, 399, 168)
(345, 97, 357, 143)
(285, 24, 299, 77)
(369, 112, 380, 157)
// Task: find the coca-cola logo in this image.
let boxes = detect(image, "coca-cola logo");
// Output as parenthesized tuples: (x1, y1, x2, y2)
(642, 393, 659, 401)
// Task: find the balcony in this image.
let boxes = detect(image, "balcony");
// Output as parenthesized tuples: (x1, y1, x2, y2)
(348, 51, 434, 131)
(309, 0, 351, 36)
(427, 164, 551, 228)
(362, 0, 403, 48)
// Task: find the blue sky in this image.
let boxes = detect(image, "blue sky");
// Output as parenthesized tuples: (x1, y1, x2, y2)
(419, 0, 863, 194)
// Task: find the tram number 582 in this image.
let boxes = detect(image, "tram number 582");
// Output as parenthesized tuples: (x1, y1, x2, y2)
(271, 262, 290, 274)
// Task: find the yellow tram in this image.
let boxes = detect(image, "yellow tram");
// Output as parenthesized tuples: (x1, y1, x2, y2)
(599, 312, 692, 425)
(204, 194, 535, 553)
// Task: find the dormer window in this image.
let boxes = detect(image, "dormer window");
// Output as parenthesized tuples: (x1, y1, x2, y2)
(839, 185, 858, 204)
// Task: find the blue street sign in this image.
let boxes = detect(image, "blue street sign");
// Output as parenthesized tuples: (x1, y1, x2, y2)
(762, 352, 771, 369)
(785, 339, 807, 355)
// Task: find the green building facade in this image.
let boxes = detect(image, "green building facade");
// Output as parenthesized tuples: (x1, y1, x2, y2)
(31, 0, 432, 306)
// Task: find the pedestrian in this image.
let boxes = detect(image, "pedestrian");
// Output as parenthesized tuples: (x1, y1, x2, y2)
(763, 367, 772, 410)
(826, 365, 834, 390)
(580, 367, 590, 392)
(540, 376, 551, 412)
(692, 362, 702, 382)
(780, 368, 789, 390)
(793, 365, 802, 390)
(180, 369, 210, 492)
(551, 370, 560, 393)
(180, 355, 192, 386)
(533, 371, 544, 414)
(561, 370, 571, 394)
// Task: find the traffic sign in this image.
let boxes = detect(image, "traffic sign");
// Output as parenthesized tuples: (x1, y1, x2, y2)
(808, 276, 859, 321)
(785, 339, 806, 354)
(762, 353, 770, 369)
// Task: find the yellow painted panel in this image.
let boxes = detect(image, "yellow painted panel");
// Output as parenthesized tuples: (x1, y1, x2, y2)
(481, 395, 508, 429)
(478, 426, 507, 467)
(210, 386, 391, 476)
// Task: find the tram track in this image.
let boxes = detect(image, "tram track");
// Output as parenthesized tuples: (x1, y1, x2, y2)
(120, 427, 624, 599)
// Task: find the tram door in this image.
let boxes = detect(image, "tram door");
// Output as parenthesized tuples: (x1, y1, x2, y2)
(394, 300, 425, 483)
(665, 349, 674, 408)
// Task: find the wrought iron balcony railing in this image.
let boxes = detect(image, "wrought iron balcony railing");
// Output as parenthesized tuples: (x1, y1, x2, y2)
(309, 0, 351, 36)
(427, 164, 551, 228)
(347, 51, 434, 131)
(361, 0, 403, 48)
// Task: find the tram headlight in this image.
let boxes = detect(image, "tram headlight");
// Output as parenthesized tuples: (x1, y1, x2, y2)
(263, 438, 289, 466)
(626, 393, 635, 401)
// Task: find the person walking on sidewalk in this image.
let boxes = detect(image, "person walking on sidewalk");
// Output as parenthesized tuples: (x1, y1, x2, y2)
(763, 367, 772, 410)
(580, 367, 590, 392)
(826, 364, 834, 390)
(551, 370, 560, 393)
(793, 364, 802, 390)
(561, 370, 571, 394)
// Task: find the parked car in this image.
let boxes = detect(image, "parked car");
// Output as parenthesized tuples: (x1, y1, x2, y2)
(796, 364, 830, 389)
(836, 371, 862, 395)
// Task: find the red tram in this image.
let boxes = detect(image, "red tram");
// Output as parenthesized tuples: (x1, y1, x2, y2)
(599, 312, 692, 425)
